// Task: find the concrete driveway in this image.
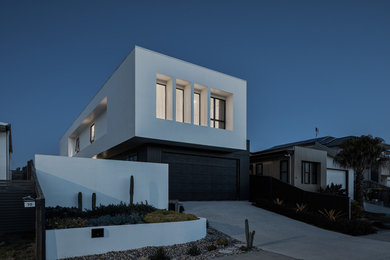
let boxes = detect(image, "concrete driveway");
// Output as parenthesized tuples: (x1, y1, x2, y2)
(183, 201, 390, 260)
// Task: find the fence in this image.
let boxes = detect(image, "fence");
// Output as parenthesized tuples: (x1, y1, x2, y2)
(250, 175, 350, 215)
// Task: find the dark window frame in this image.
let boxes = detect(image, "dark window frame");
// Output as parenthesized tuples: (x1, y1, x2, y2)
(210, 96, 226, 129)
(302, 161, 318, 184)
(280, 160, 288, 182)
(90, 124, 95, 143)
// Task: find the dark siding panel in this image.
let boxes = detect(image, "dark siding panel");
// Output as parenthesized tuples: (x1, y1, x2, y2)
(162, 152, 237, 201)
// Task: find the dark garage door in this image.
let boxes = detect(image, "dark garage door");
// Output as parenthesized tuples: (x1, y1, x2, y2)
(162, 152, 238, 201)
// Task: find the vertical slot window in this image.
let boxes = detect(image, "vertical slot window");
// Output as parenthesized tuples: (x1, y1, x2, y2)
(90, 124, 95, 143)
(210, 97, 226, 129)
(156, 83, 166, 119)
(75, 137, 80, 153)
(176, 88, 184, 122)
(194, 92, 201, 125)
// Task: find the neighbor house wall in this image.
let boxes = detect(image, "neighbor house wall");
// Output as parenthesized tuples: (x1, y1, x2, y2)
(293, 146, 327, 192)
(35, 154, 168, 209)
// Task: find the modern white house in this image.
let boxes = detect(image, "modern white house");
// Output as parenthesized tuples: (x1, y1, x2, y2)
(60, 46, 249, 201)
(0, 122, 12, 180)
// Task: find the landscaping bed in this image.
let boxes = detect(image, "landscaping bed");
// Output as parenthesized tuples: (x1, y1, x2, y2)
(64, 227, 259, 260)
(254, 199, 376, 236)
(0, 232, 35, 260)
(46, 202, 197, 229)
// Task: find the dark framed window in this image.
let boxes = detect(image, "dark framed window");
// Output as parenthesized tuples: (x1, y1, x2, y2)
(256, 163, 263, 176)
(75, 137, 80, 153)
(194, 92, 201, 125)
(302, 161, 318, 184)
(125, 153, 138, 161)
(280, 160, 288, 183)
(210, 96, 225, 129)
(90, 124, 95, 143)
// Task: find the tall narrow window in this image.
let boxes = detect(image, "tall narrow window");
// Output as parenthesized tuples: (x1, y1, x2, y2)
(90, 124, 95, 143)
(194, 92, 201, 125)
(280, 160, 288, 183)
(156, 83, 166, 119)
(75, 137, 80, 153)
(302, 161, 318, 184)
(256, 163, 263, 176)
(210, 97, 226, 129)
(176, 88, 184, 122)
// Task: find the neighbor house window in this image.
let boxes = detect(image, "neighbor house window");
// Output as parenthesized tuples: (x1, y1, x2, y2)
(256, 163, 263, 176)
(75, 137, 80, 153)
(302, 161, 318, 184)
(280, 160, 288, 183)
(90, 124, 95, 143)
(125, 153, 138, 161)
(176, 87, 184, 122)
(194, 92, 201, 125)
(156, 83, 166, 119)
(210, 97, 226, 129)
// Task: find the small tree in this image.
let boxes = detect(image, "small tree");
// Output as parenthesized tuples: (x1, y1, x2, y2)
(334, 135, 388, 205)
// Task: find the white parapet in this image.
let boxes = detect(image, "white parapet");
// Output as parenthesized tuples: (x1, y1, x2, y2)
(46, 218, 207, 259)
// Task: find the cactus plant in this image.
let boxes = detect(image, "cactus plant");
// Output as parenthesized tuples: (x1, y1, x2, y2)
(92, 193, 96, 210)
(245, 219, 255, 249)
(130, 175, 134, 206)
(78, 192, 82, 210)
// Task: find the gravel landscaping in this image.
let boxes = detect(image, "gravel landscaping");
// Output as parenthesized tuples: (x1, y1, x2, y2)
(64, 227, 259, 260)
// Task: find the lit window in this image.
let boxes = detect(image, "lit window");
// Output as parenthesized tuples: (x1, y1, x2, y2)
(90, 124, 95, 143)
(156, 83, 166, 119)
(194, 92, 201, 125)
(75, 137, 80, 153)
(210, 97, 225, 129)
(176, 88, 184, 122)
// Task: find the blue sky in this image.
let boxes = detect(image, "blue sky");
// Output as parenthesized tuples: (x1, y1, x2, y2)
(1, 1, 389, 169)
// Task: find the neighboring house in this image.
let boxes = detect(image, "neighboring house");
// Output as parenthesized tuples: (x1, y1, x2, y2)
(0, 122, 12, 180)
(251, 137, 355, 199)
(60, 46, 249, 201)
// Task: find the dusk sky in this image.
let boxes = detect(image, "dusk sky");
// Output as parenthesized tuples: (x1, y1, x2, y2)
(1, 1, 389, 169)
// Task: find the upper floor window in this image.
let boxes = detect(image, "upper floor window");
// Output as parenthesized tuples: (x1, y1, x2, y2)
(210, 97, 226, 129)
(302, 161, 318, 184)
(156, 83, 166, 119)
(280, 160, 288, 183)
(75, 137, 80, 153)
(256, 163, 263, 176)
(176, 87, 184, 122)
(193, 92, 201, 125)
(90, 124, 95, 143)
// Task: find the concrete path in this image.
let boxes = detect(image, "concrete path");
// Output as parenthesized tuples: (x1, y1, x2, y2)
(183, 201, 390, 260)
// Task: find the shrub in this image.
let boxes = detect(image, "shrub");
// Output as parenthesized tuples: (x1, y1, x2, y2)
(46, 217, 88, 229)
(318, 209, 344, 222)
(187, 244, 201, 256)
(144, 210, 198, 223)
(205, 244, 217, 251)
(319, 183, 347, 196)
(296, 203, 308, 213)
(215, 237, 228, 246)
(273, 198, 283, 206)
(88, 213, 143, 226)
(150, 247, 170, 260)
(351, 201, 365, 219)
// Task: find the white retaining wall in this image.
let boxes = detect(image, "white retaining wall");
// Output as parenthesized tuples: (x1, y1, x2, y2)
(46, 218, 206, 259)
(35, 154, 168, 209)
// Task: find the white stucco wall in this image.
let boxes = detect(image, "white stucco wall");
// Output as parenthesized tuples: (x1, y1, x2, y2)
(35, 154, 168, 209)
(327, 155, 354, 199)
(59, 46, 247, 158)
(46, 218, 206, 259)
(135, 47, 247, 150)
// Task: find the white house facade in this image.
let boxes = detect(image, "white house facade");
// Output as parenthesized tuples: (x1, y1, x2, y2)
(60, 46, 249, 201)
(0, 122, 12, 180)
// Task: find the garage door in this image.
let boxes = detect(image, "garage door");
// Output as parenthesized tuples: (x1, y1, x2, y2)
(326, 169, 347, 189)
(162, 152, 238, 201)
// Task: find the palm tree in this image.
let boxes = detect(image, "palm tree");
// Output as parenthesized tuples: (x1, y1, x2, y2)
(334, 135, 388, 205)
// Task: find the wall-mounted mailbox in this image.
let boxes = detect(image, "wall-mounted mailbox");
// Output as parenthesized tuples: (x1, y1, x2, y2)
(91, 228, 104, 238)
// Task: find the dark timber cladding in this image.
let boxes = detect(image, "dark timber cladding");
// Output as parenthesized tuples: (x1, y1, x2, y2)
(108, 139, 249, 201)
